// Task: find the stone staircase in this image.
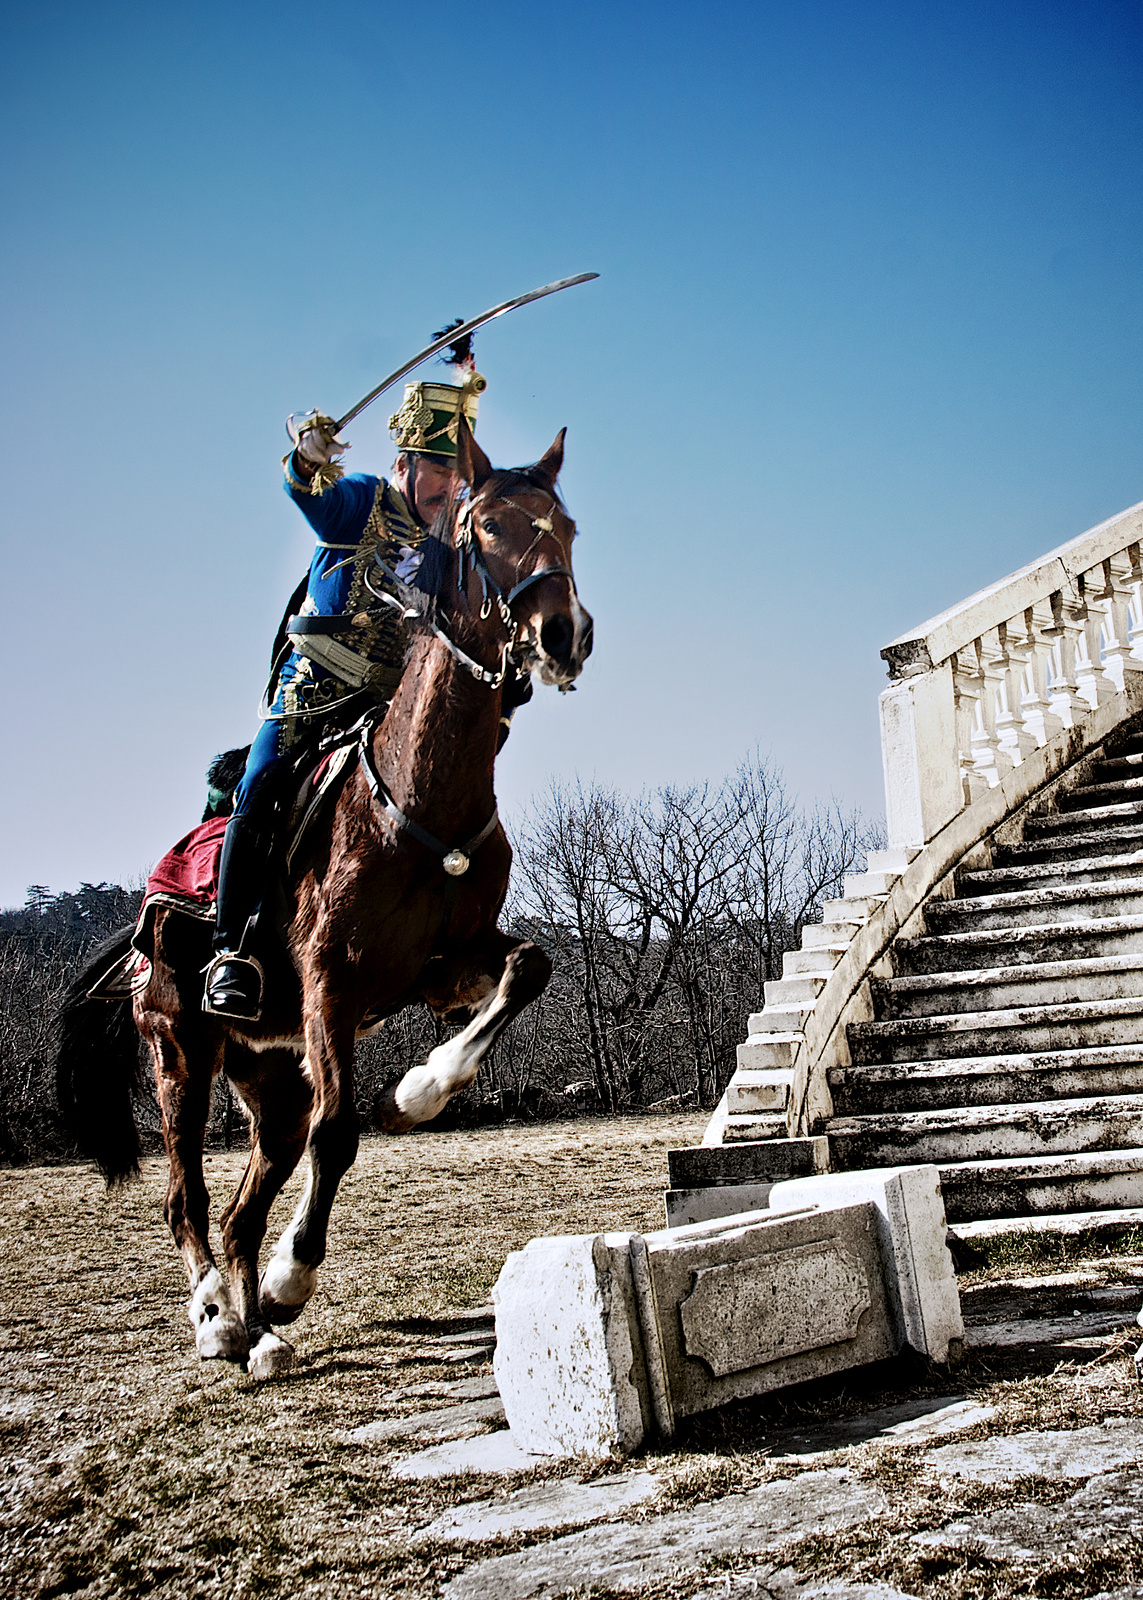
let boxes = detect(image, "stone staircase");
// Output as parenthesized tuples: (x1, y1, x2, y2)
(827, 729, 1143, 1235)
(671, 497, 1143, 1240)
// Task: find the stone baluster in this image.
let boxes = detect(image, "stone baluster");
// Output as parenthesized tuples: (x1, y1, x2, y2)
(1102, 549, 1143, 686)
(969, 630, 1016, 787)
(992, 616, 1038, 764)
(1073, 570, 1119, 708)
(952, 647, 988, 804)
(1020, 601, 1064, 748)
(1124, 543, 1143, 668)
(1041, 589, 1088, 729)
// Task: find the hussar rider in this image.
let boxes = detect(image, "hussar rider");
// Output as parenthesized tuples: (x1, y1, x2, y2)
(204, 333, 528, 1021)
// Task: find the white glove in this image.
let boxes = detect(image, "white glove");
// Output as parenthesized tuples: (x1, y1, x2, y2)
(287, 410, 350, 466)
(395, 545, 423, 582)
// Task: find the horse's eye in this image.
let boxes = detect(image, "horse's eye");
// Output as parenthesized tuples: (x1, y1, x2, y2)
(482, 518, 502, 538)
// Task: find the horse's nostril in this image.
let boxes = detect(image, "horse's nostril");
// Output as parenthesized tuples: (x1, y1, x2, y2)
(540, 614, 574, 663)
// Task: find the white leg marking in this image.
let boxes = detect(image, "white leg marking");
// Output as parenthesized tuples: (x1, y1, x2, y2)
(394, 994, 511, 1124)
(260, 1169, 320, 1311)
(188, 1266, 249, 1362)
(246, 1331, 296, 1380)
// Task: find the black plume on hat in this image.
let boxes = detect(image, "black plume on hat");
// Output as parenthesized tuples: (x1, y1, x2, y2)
(434, 317, 474, 368)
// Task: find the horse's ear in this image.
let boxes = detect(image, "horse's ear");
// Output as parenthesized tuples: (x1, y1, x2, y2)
(529, 427, 566, 492)
(456, 414, 493, 492)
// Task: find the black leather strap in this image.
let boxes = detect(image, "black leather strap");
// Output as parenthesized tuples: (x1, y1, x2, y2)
(357, 735, 498, 863)
(287, 614, 363, 636)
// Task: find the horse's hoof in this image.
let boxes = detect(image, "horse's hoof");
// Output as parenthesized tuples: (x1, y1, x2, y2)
(372, 1083, 421, 1134)
(189, 1268, 249, 1362)
(259, 1293, 306, 1326)
(259, 1250, 318, 1323)
(246, 1332, 296, 1380)
(197, 1318, 250, 1362)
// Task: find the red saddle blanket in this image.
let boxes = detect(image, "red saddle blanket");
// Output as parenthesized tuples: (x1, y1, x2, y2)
(145, 815, 230, 911)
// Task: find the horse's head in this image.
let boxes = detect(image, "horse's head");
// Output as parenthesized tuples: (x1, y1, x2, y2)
(449, 417, 593, 690)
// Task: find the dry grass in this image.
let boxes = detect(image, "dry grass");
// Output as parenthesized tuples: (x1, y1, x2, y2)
(3, 1115, 1143, 1599)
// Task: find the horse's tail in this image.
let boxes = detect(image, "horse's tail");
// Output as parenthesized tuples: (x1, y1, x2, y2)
(55, 926, 147, 1186)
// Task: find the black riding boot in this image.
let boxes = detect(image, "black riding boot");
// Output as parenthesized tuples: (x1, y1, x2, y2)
(203, 812, 272, 1020)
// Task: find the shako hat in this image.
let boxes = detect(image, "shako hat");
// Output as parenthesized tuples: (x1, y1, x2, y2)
(389, 319, 486, 462)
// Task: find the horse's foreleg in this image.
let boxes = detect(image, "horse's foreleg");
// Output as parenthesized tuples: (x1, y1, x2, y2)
(142, 1019, 248, 1363)
(218, 1047, 312, 1379)
(377, 937, 552, 1133)
(258, 992, 359, 1348)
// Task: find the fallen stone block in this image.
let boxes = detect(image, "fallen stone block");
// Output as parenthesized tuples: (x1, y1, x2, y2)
(415, 1468, 659, 1544)
(765, 1166, 963, 1364)
(493, 1164, 962, 1456)
(493, 1231, 652, 1457)
(926, 1416, 1143, 1482)
(442, 1468, 888, 1600)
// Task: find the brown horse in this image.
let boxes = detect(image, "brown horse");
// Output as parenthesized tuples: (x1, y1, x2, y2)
(57, 420, 592, 1379)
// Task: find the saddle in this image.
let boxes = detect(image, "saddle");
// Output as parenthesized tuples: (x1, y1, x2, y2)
(86, 720, 372, 1002)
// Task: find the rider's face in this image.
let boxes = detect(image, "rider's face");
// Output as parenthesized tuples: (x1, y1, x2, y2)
(395, 456, 458, 525)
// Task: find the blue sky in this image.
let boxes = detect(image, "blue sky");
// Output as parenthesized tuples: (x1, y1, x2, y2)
(2, 0, 1141, 905)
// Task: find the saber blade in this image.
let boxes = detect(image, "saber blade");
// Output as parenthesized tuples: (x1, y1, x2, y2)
(334, 271, 599, 433)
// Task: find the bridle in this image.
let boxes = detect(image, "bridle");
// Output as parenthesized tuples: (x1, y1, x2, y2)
(357, 482, 577, 895)
(366, 483, 577, 691)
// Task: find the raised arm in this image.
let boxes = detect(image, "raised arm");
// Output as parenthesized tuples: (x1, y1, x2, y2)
(282, 411, 376, 541)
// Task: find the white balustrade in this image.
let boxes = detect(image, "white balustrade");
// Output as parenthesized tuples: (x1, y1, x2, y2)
(881, 502, 1143, 849)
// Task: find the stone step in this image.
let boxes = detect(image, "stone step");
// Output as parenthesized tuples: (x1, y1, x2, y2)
(763, 973, 829, 1008)
(864, 846, 920, 875)
(1061, 774, 1143, 810)
(894, 916, 1143, 975)
(847, 995, 1143, 1064)
(826, 1092, 1143, 1167)
(933, 1148, 1143, 1224)
(828, 1041, 1143, 1115)
(1093, 752, 1143, 779)
(782, 944, 849, 977)
(870, 953, 1143, 1020)
(820, 895, 888, 926)
(802, 922, 858, 950)
(667, 1137, 828, 1189)
(958, 849, 1143, 895)
(842, 870, 899, 899)
(993, 822, 1143, 866)
(747, 1004, 816, 1035)
(924, 876, 1143, 933)
(726, 1069, 792, 1114)
(1023, 798, 1143, 836)
(724, 1112, 790, 1142)
(736, 1033, 801, 1072)
(954, 1204, 1143, 1241)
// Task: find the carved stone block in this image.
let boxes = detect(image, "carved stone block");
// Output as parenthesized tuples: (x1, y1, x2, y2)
(635, 1202, 898, 1424)
(492, 1165, 962, 1457)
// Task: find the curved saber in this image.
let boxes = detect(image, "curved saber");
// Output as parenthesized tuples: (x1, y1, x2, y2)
(333, 272, 599, 433)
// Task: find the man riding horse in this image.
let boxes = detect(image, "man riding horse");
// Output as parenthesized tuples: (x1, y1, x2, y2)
(205, 338, 527, 1021)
